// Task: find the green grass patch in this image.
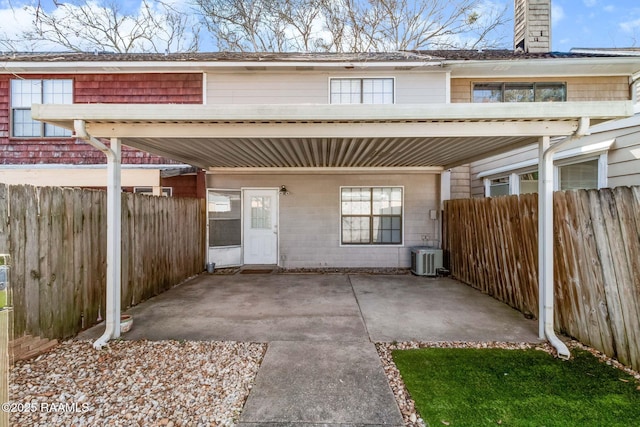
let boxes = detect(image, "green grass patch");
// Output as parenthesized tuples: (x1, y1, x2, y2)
(393, 348, 640, 426)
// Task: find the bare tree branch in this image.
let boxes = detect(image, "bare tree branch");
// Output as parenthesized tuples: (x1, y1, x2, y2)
(21, 0, 199, 53)
(196, 0, 509, 52)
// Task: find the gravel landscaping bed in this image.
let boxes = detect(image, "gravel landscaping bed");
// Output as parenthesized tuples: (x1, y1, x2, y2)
(9, 340, 266, 426)
(376, 340, 640, 427)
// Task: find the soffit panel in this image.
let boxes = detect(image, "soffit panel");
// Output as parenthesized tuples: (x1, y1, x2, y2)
(123, 136, 537, 169)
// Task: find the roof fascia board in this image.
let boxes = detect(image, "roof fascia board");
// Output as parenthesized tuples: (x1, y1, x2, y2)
(32, 101, 634, 123)
(2, 60, 443, 73)
(85, 120, 580, 139)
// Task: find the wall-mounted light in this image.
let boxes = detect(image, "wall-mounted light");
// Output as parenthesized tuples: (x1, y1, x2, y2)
(279, 185, 290, 196)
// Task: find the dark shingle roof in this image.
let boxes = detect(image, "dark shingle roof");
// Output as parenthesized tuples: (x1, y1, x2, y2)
(0, 49, 635, 63)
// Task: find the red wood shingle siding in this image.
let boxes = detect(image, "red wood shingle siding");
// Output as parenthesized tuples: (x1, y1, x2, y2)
(1, 73, 202, 165)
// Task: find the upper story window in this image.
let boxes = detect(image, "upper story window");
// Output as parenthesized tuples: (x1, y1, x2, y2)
(11, 79, 73, 137)
(330, 78, 394, 104)
(473, 82, 566, 103)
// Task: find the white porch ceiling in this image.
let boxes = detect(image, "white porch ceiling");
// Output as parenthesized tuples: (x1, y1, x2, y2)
(125, 135, 536, 169)
(32, 102, 634, 170)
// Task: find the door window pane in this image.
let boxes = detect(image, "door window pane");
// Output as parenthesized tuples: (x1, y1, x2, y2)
(251, 196, 272, 229)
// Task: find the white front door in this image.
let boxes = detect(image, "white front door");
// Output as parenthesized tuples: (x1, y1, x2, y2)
(243, 189, 278, 265)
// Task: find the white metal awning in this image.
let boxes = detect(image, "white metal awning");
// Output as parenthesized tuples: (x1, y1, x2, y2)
(32, 102, 634, 170)
(31, 100, 635, 353)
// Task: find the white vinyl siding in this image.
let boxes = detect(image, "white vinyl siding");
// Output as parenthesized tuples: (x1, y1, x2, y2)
(606, 130, 640, 187)
(205, 71, 447, 104)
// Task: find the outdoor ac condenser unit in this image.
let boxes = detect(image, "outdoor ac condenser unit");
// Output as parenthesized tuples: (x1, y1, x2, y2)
(411, 247, 443, 276)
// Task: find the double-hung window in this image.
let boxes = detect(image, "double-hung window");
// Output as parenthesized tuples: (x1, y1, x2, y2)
(11, 79, 73, 137)
(330, 78, 394, 104)
(341, 187, 403, 245)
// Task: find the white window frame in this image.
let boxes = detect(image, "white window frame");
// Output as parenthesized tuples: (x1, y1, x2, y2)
(483, 153, 607, 196)
(133, 187, 173, 197)
(329, 77, 396, 104)
(207, 188, 242, 248)
(10, 79, 73, 138)
(339, 186, 404, 246)
(554, 154, 608, 191)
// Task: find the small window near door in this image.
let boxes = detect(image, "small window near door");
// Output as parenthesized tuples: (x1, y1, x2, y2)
(208, 190, 241, 247)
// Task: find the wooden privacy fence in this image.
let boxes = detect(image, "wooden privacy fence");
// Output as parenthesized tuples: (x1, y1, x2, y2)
(444, 187, 640, 371)
(0, 183, 205, 340)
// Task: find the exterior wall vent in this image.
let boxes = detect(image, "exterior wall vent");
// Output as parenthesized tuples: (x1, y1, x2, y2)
(411, 247, 443, 276)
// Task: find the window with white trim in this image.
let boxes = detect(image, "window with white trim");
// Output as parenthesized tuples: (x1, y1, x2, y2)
(558, 158, 599, 190)
(208, 190, 241, 247)
(473, 82, 566, 103)
(11, 79, 73, 137)
(483, 157, 604, 197)
(487, 177, 510, 197)
(134, 187, 173, 197)
(341, 187, 402, 245)
(330, 78, 394, 104)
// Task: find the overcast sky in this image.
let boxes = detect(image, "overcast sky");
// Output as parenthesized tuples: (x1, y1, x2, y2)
(0, 0, 638, 52)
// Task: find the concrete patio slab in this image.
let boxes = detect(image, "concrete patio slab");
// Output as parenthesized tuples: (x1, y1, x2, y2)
(238, 341, 403, 426)
(350, 275, 539, 342)
(78, 273, 368, 342)
(78, 273, 541, 426)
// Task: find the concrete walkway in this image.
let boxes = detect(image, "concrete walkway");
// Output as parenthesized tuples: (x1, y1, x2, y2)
(79, 273, 539, 426)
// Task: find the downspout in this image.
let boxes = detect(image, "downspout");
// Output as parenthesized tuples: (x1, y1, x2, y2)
(74, 120, 121, 350)
(538, 117, 590, 360)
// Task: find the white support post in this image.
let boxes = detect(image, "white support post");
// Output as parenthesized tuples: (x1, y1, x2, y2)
(105, 138, 122, 341)
(538, 136, 551, 340)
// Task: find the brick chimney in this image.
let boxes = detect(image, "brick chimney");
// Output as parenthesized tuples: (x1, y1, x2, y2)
(514, 0, 551, 53)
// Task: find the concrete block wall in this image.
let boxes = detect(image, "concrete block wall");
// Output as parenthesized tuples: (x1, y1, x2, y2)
(207, 172, 440, 268)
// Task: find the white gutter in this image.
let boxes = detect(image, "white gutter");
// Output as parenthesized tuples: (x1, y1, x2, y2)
(74, 120, 121, 350)
(537, 116, 590, 360)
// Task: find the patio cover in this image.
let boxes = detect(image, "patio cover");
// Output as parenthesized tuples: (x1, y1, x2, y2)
(33, 102, 631, 170)
(32, 100, 635, 354)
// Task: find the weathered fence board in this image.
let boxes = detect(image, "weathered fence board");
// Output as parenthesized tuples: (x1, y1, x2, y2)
(444, 187, 640, 371)
(2, 183, 205, 340)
